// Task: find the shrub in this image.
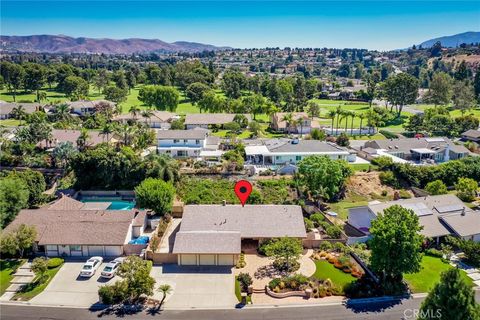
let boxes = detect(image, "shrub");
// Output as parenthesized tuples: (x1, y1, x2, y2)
(425, 180, 448, 195)
(304, 218, 314, 231)
(318, 241, 333, 251)
(379, 171, 398, 187)
(310, 213, 325, 227)
(268, 278, 281, 290)
(425, 248, 443, 258)
(455, 177, 478, 202)
(235, 253, 246, 269)
(325, 226, 342, 239)
(336, 133, 350, 147)
(371, 156, 393, 170)
(98, 281, 128, 305)
(135, 178, 175, 215)
(47, 258, 64, 269)
(379, 130, 397, 139)
(333, 242, 346, 253)
(398, 189, 411, 199)
(237, 272, 253, 291)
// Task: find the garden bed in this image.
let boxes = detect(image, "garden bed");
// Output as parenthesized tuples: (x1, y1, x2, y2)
(13, 263, 64, 301)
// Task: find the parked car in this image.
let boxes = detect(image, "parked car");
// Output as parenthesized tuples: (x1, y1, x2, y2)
(100, 257, 124, 279)
(79, 256, 103, 277)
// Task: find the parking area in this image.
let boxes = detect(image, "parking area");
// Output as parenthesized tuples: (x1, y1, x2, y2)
(31, 261, 118, 307)
(150, 264, 238, 309)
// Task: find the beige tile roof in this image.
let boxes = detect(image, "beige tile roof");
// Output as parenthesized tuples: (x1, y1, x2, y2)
(36, 129, 107, 149)
(47, 194, 85, 210)
(185, 113, 251, 125)
(173, 231, 241, 254)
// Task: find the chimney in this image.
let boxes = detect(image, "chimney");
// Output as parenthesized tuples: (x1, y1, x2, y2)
(461, 208, 466, 216)
(222, 200, 226, 206)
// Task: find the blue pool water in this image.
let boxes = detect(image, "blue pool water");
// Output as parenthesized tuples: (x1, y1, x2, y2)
(80, 198, 135, 210)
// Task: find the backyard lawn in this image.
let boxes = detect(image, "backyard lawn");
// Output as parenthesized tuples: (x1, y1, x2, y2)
(0, 259, 25, 295)
(13, 263, 63, 301)
(312, 260, 356, 291)
(404, 255, 474, 293)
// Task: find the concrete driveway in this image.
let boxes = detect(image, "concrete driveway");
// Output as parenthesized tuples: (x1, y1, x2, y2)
(31, 261, 118, 307)
(150, 264, 237, 309)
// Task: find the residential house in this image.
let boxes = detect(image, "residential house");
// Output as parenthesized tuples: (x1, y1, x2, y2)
(244, 138, 354, 166)
(461, 129, 480, 143)
(270, 112, 320, 134)
(156, 128, 221, 159)
(3, 195, 147, 257)
(184, 113, 251, 130)
(0, 102, 44, 119)
(348, 194, 480, 244)
(68, 100, 115, 116)
(113, 111, 177, 129)
(36, 129, 111, 150)
(172, 205, 306, 266)
(358, 137, 470, 164)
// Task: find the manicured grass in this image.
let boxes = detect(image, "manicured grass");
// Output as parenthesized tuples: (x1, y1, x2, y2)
(327, 191, 391, 220)
(13, 263, 63, 301)
(348, 163, 376, 172)
(0, 119, 21, 126)
(404, 255, 474, 293)
(313, 260, 356, 290)
(0, 259, 26, 295)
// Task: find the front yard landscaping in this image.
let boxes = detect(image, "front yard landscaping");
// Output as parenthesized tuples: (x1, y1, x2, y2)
(0, 259, 25, 295)
(404, 255, 473, 293)
(13, 260, 64, 301)
(312, 260, 358, 292)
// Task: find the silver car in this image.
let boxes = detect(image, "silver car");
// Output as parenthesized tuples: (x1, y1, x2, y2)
(80, 256, 103, 277)
(100, 257, 124, 279)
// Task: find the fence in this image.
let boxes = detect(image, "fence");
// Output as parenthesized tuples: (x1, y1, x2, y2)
(124, 244, 147, 256)
(147, 252, 178, 264)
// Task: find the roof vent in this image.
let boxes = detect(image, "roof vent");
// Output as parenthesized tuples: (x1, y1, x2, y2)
(461, 208, 466, 216)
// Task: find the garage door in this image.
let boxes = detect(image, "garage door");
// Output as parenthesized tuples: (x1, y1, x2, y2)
(217, 255, 234, 266)
(180, 254, 197, 265)
(88, 246, 104, 256)
(199, 254, 215, 265)
(105, 246, 122, 257)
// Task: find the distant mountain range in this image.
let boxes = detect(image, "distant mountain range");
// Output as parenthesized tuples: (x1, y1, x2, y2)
(418, 31, 480, 48)
(0, 34, 230, 54)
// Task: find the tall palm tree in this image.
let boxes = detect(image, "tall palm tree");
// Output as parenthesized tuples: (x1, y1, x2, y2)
(327, 110, 336, 136)
(146, 154, 180, 182)
(76, 128, 90, 151)
(335, 106, 342, 136)
(350, 112, 356, 136)
(141, 109, 154, 126)
(294, 117, 305, 138)
(11, 105, 27, 125)
(54, 103, 72, 123)
(115, 123, 137, 146)
(129, 105, 141, 120)
(281, 113, 294, 135)
(358, 113, 365, 136)
(100, 123, 114, 142)
(52, 141, 77, 168)
(37, 91, 47, 103)
(158, 284, 172, 306)
(341, 111, 350, 134)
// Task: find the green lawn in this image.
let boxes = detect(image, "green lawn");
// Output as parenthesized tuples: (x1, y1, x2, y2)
(313, 260, 357, 290)
(327, 191, 391, 220)
(404, 255, 474, 293)
(13, 263, 63, 301)
(0, 259, 26, 295)
(348, 163, 377, 172)
(0, 119, 21, 126)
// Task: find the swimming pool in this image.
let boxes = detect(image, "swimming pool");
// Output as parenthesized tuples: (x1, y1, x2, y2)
(80, 198, 135, 210)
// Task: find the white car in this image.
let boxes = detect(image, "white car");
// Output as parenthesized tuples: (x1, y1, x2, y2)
(100, 258, 124, 279)
(79, 256, 103, 277)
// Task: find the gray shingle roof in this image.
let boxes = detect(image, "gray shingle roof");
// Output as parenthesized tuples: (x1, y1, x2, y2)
(173, 231, 241, 254)
(462, 129, 480, 139)
(156, 129, 208, 140)
(440, 212, 480, 237)
(0, 102, 43, 115)
(268, 139, 348, 154)
(185, 113, 251, 125)
(36, 129, 107, 148)
(365, 137, 469, 155)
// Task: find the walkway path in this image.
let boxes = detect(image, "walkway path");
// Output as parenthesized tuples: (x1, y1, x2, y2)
(0, 261, 34, 302)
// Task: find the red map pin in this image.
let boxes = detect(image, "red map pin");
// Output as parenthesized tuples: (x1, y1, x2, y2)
(234, 180, 252, 207)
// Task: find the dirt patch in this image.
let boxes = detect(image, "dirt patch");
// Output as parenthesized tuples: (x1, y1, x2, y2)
(428, 54, 480, 69)
(347, 172, 395, 197)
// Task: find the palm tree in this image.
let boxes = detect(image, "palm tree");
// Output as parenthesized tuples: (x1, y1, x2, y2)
(335, 106, 342, 136)
(350, 112, 356, 136)
(37, 91, 47, 103)
(146, 154, 180, 182)
(281, 113, 294, 135)
(100, 123, 114, 142)
(11, 105, 27, 125)
(52, 141, 77, 168)
(294, 117, 304, 138)
(158, 284, 172, 306)
(129, 105, 141, 120)
(341, 111, 350, 134)
(76, 128, 90, 151)
(358, 113, 366, 136)
(141, 109, 154, 126)
(327, 110, 336, 136)
(115, 123, 137, 146)
(53, 103, 72, 123)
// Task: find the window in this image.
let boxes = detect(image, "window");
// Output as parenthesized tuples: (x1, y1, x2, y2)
(195, 140, 200, 144)
(70, 245, 81, 251)
(276, 156, 281, 160)
(296, 156, 302, 161)
(46, 245, 58, 251)
(173, 139, 179, 143)
(183, 139, 188, 143)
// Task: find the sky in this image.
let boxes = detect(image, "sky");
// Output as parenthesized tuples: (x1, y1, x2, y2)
(1, 1, 479, 50)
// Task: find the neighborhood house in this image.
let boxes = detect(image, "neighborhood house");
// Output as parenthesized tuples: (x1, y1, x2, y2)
(156, 128, 221, 158)
(113, 110, 177, 129)
(270, 112, 319, 134)
(36, 129, 110, 149)
(67, 100, 115, 116)
(184, 113, 251, 129)
(172, 204, 307, 266)
(0, 101, 44, 119)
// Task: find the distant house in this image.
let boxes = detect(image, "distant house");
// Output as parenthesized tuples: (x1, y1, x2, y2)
(461, 129, 480, 143)
(156, 128, 221, 158)
(171, 205, 306, 266)
(184, 113, 251, 130)
(270, 112, 319, 134)
(3, 195, 147, 257)
(36, 129, 111, 150)
(244, 138, 353, 166)
(358, 137, 470, 164)
(113, 111, 177, 129)
(0, 102, 44, 119)
(68, 100, 115, 116)
(348, 194, 480, 244)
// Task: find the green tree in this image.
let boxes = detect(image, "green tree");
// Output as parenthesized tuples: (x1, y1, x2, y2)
(420, 268, 480, 320)
(248, 121, 262, 137)
(23, 63, 47, 102)
(197, 90, 226, 113)
(116, 256, 155, 302)
(310, 128, 326, 141)
(10, 105, 28, 125)
(455, 177, 478, 202)
(425, 180, 448, 195)
(135, 178, 175, 215)
(186, 82, 210, 105)
(0, 62, 25, 102)
(138, 85, 180, 112)
(474, 66, 480, 102)
(222, 70, 246, 99)
(7, 169, 46, 206)
(158, 284, 172, 306)
(383, 73, 419, 116)
(52, 141, 77, 168)
(306, 101, 320, 119)
(144, 153, 180, 183)
(103, 86, 128, 105)
(424, 72, 453, 106)
(297, 155, 352, 201)
(452, 81, 476, 115)
(369, 205, 423, 285)
(0, 177, 29, 228)
(0, 224, 37, 257)
(63, 76, 89, 100)
(31, 257, 49, 282)
(263, 237, 303, 273)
